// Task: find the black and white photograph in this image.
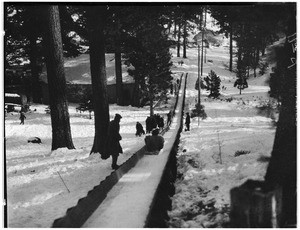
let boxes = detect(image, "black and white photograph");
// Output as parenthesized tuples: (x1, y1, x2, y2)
(3, 2, 296, 228)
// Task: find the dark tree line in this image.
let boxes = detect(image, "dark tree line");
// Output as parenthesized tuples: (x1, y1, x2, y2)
(211, 3, 296, 226)
(5, 6, 297, 220)
(264, 5, 296, 226)
(210, 3, 294, 95)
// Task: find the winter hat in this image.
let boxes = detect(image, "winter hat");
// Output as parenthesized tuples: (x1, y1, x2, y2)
(115, 113, 122, 119)
(152, 128, 159, 135)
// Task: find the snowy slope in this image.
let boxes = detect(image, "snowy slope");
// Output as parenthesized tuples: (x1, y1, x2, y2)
(168, 44, 276, 227)
(5, 93, 179, 227)
(5, 38, 277, 227)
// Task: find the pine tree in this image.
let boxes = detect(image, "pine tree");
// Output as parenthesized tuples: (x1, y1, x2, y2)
(234, 44, 248, 95)
(265, 4, 296, 225)
(86, 6, 110, 155)
(5, 4, 83, 103)
(123, 6, 172, 114)
(202, 70, 221, 98)
(42, 5, 75, 150)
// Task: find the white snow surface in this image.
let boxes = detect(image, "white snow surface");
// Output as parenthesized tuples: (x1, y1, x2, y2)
(5, 41, 277, 227)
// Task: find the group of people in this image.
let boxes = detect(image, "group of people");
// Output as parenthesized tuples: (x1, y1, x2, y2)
(145, 114, 164, 133)
(104, 112, 171, 170)
(96, 111, 191, 170)
(137, 111, 173, 137)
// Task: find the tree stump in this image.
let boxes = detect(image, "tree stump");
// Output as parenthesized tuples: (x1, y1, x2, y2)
(230, 180, 282, 227)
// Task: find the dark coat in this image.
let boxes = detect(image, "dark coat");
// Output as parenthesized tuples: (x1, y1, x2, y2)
(150, 116, 158, 130)
(20, 112, 26, 120)
(185, 114, 191, 125)
(105, 119, 123, 157)
(167, 112, 172, 125)
(158, 116, 164, 128)
(145, 135, 164, 152)
(145, 117, 151, 133)
(145, 116, 157, 133)
(136, 122, 145, 136)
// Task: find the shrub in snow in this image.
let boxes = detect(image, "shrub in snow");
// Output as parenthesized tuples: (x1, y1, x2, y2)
(256, 99, 280, 125)
(225, 97, 233, 102)
(259, 61, 269, 75)
(234, 150, 251, 157)
(191, 103, 207, 120)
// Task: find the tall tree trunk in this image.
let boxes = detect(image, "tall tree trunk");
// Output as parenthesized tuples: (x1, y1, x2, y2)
(29, 33, 42, 103)
(131, 79, 140, 107)
(174, 20, 177, 38)
(261, 39, 266, 56)
(177, 24, 181, 57)
(87, 6, 110, 155)
(115, 19, 123, 106)
(28, 7, 42, 103)
(229, 25, 233, 72)
(247, 65, 250, 78)
(43, 5, 75, 150)
(265, 10, 296, 226)
(183, 21, 187, 58)
(256, 46, 260, 65)
(253, 51, 257, 78)
(149, 86, 154, 116)
(167, 20, 172, 35)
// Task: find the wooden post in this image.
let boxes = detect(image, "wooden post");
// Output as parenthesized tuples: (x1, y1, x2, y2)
(230, 180, 282, 227)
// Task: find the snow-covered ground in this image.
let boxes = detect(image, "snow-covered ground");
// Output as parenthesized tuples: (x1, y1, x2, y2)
(5, 94, 178, 227)
(5, 40, 277, 227)
(168, 46, 276, 227)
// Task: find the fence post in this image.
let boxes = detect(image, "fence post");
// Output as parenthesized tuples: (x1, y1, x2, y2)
(230, 180, 282, 227)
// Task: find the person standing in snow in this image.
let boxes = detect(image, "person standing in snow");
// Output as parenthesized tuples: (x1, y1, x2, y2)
(19, 111, 26, 125)
(144, 128, 164, 155)
(185, 112, 190, 131)
(158, 115, 164, 130)
(105, 114, 123, 170)
(167, 111, 172, 126)
(135, 121, 145, 137)
(145, 116, 151, 133)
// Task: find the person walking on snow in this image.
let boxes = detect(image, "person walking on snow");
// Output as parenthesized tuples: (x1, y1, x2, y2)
(20, 111, 26, 125)
(185, 112, 190, 131)
(105, 114, 123, 170)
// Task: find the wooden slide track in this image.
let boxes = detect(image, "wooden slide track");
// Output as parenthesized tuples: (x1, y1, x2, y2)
(52, 73, 188, 228)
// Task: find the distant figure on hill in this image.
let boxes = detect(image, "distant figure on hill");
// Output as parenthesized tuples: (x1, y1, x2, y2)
(103, 114, 123, 170)
(157, 115, 164, 130)
(154, 114, 162, 129)
(136, 122, 145, 137)
(19, 111, 26, 125)
(167, 111, 172, 126)
(145, 116, 151, 133)
(144, 128, 164, 155)
(185, 112, 191, 131)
